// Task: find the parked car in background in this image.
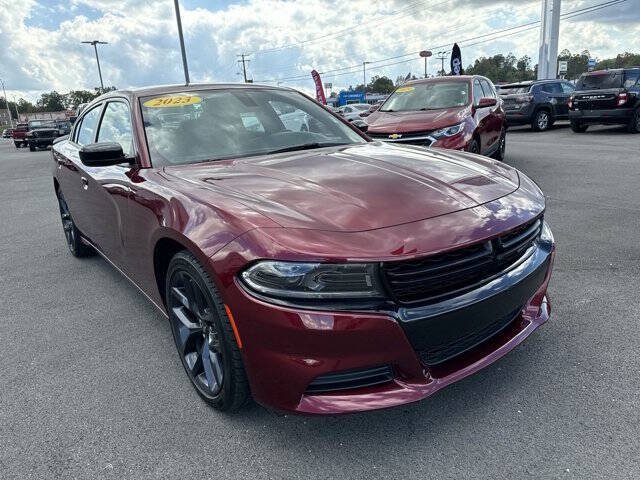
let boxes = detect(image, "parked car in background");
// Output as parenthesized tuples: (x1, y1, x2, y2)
(52, 83, 554, 414)
(366, 76, 507, 160)
(55, 120, 73, 136)
(2, 128, 13, 138)
(568, 68, 640, 133)
(497, 80, 575, 131)
(12, 123, 28, 148)
(26, 119, 66, 151)
(337, 103, 370, 122)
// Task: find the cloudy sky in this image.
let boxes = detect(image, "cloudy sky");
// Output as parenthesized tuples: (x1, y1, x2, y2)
(0, 0, 638, 102)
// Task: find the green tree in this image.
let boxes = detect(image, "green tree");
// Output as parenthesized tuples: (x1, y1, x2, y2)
(36, 91, 66, 111)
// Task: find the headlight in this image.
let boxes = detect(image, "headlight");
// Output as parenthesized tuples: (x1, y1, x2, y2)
(239, 261, 385, 302)
(431, 122, 465, 139)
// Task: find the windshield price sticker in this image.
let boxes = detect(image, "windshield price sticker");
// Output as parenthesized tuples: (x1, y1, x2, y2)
(396, 86, 415, 93)
(143, 95, 202, 108)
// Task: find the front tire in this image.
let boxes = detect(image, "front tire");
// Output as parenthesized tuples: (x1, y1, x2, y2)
(491, 128, 506, 161)
(570, 121, 588, 133)
(532, 110, 551, 131)
(56, 191, 94, 257)
(166, 251, 250, 412)
(29, 145, 35, 152)
(467, 138, 480, 154)
(14, 141, 21, 148)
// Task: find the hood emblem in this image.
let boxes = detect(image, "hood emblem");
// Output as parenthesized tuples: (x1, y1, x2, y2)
(388, 133, 403, 139)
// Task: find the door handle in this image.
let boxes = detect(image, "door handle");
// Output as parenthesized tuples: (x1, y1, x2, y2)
(81, 177, 89, 190)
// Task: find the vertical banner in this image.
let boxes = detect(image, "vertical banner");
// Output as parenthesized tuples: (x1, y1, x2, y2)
(311, 70, 327, 105)
(450, 43, 463, 75)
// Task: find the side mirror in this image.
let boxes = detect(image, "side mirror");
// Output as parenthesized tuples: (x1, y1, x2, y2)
(79, 142, 133, 167)
(478, 97, 497, 108)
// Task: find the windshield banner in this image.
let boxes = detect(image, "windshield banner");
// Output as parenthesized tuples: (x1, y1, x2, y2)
(311, 70, 327, 105)
(451, 43, 463, 76)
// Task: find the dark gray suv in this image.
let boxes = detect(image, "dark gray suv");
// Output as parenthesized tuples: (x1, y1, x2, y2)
(497, 80, 575, 131)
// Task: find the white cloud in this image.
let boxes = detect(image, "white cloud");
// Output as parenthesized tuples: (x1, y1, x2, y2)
(0, 0, 638, 102)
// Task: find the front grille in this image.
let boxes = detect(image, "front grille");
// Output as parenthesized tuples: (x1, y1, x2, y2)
(574, 93, 617, 110)
(305, 365, 394, 394)
(33, 130, 56, 138)
(383, 218, 542, 306)
(368, 130, 434, 147)
(416, 307, 521, 365)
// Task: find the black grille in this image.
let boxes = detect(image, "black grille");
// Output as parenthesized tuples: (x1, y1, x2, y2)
(368, 130, 434, 147)
(383, 218, 542, 306)
(416, 307, 521, 365)
(305, 365, 394, 394)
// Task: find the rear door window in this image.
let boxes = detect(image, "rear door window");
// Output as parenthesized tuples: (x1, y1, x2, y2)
(561, 83, 575, 94)
(480, 79, 495, 98)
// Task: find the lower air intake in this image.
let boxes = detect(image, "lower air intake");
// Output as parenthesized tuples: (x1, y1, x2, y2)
(305, 365, 394, 394)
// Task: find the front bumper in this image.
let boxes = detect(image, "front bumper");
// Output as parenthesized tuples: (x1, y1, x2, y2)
(28, 137, 56, 147)
(569, 107, 634, 124)
(221, 233, 555, 414)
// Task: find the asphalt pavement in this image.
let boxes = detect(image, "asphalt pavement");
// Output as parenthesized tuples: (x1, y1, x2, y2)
(0, 124, 639, 479)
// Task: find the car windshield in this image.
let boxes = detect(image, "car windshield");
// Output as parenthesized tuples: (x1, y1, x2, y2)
(140, 88, 366, 167)
(577, 72, 623, 90)
(29, 120, 56, 128)
(381, 81, 470, 112)
(497, 85, 531, 95)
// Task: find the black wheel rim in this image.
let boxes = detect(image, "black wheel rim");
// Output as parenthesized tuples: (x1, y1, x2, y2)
(537, 112, 548, 130)
(57, 195, 76, 251)
(168, 270, 224, 397)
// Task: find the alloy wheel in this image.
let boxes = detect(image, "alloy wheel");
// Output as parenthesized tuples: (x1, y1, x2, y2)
(537, 112, 549, 130)
(168, 269, 224, 397)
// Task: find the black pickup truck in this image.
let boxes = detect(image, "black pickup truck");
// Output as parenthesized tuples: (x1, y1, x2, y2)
(25, 120, 66, 151)
(568, 68, 640, 133)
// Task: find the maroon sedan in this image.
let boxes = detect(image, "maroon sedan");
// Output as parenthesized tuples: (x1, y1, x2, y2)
(52, 84, 554, 414)
(366, 76, 506, 160)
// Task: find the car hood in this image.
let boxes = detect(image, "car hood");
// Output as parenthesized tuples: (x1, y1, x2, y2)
(163, 142, 519, 232)
(366, 106, 470, 134)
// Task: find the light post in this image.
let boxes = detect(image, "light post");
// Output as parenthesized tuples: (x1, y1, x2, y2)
(0, 78, 13, 128)
(436, 51, 449, 76)
(420, 50, 432, 78)
(173, 0, 190, 85)
(362, 61, 371, 99)
(81, 40, 108, 90)
(12, 96, 19, 122)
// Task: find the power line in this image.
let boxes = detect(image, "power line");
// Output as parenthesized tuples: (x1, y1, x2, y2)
(255, 0, 626, 84)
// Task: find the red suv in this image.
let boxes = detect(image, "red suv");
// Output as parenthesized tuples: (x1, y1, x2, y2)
(366, 76, 506, 160)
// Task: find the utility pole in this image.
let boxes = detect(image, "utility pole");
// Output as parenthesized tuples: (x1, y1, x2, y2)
(81, 40, 108, 90)
(237, 54, 250, 83)
(173, 0, 190, 85)
(12, 96, 19, 122)
(537, 0, 561, 79)
(362, 61, 371, 98)
(0, 78, 13, 128)
(436, 51, 449, 76)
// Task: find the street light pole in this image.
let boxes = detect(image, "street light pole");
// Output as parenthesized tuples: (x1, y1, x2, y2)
(173, 0, 190, 85)
(12, 96, 19, 122)
(0, 78, 13, 128)
(81, 40, 108, 90)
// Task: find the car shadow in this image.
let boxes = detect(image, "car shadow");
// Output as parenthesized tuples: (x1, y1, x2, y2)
(507, 121, 570, 133)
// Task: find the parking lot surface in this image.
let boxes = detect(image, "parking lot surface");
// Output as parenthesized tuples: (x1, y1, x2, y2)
(1, 124, 639, 479)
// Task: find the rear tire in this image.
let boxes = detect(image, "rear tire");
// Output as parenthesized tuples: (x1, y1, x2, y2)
(56, 190, 94, 258)
(532, 110, 551, 131)
(628, 108, 640, 133)
(166, 251, 250, 412)
(570, 121, 588, 133)
(14, 141, 21, 148)
(29, 145, 35, 152)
